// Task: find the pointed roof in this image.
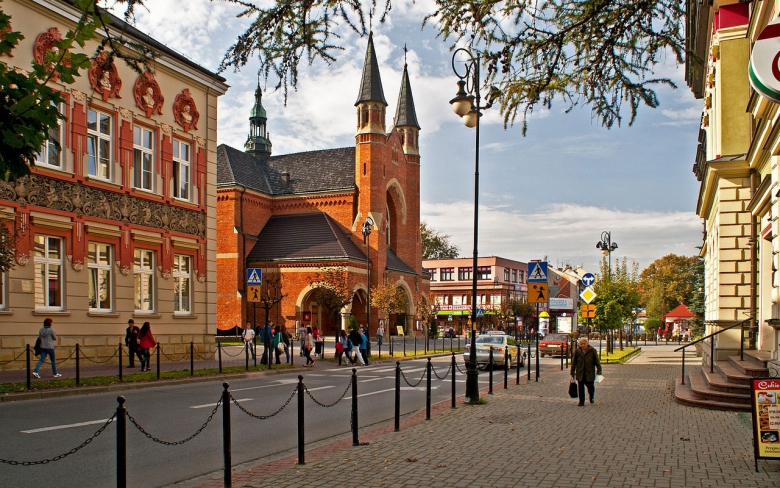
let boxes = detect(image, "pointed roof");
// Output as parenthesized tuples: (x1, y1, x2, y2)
(393, 63, 420, 129)
(663, 304, 696, 320)
(250, 85, 267, 119)
(355, 32, 387, 106)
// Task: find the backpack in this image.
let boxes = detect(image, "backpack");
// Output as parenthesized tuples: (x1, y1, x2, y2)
(33, 337, 41, 357)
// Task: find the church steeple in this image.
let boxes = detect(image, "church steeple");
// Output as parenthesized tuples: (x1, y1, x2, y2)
(394, 61, 420, 156)
(245, 83, 272, 159)
(355, 32, 387, 136)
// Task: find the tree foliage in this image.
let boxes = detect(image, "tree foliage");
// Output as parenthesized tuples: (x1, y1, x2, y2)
(309, 267, 353, 325)
(0, 0, 153, 181)
(414, 291, 440, 342)
(639, 254, 698, 318)
(421, 221, 460, 260)
(593, 257, 640, 332)
(371, 281, 409, 317)
(687, 254, 705, 339)
(218, 0, 684, 131)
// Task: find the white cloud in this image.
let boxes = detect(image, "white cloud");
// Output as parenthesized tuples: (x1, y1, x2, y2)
(422, 202, 702, 272)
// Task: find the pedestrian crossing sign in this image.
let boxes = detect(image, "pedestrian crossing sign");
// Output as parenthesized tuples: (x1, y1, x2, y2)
(527, 262, 548, 283)
(246, 268, 263, 285)
(529, 283, 548, 303)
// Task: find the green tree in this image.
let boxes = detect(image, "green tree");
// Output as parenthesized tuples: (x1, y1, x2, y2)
(593, 258, 641, 350)
(687, 254, 705, 340)
(309, 267, 353, 337)
(218, 0, 683, 131)
(639, 254, 698, 317)
(421, 221, 460, 260)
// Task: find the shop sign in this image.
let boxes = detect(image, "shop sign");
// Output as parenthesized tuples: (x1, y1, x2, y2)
(750, 17, 780, 103)
(750, 378, 780, 470)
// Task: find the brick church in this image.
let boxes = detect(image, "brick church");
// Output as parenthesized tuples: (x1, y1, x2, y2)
(216, 34, 428, 338)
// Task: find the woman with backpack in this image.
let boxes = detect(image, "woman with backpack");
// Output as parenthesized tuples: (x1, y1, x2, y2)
(272, 326, 284, 365)
(138, 322, 157, 372)
(303, 326, 315, 367)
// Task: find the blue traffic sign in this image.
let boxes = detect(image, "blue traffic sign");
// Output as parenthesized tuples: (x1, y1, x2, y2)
(581, 273, 596, 287)
(246, 268, 263, 285)
(527, 262, 548, 282)
(476, 308, 485, 318)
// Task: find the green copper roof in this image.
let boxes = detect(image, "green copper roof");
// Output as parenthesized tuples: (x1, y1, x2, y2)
(251, 85, 267, 119)
(355, 32, 387, 106)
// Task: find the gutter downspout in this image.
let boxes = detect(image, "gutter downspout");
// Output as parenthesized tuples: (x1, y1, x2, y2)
(749, 169, 758, 349)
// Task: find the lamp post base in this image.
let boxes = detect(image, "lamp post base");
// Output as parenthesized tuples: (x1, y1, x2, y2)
(464, 365, 480, 404)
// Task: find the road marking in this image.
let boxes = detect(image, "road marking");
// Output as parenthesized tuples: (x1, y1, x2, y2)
(359, 377, 390, 383)
(306, 386, 335, 392)
(344, 388, 395, 400)
(22, 419, 111, 434)
(191, 398, 252, 409)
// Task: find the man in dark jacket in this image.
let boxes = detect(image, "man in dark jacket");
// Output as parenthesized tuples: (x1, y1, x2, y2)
(124, 319, 141, 368)
(570, 337, 602, 406)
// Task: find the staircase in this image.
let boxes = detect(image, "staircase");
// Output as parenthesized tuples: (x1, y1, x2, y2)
(674, 348, 770, 411)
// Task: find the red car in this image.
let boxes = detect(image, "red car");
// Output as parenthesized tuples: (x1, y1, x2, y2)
(539, 333, 570, 358)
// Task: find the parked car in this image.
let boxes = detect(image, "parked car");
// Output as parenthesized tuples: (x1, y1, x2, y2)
(539, 333, 570, 358)
(463, 332, 525, 369)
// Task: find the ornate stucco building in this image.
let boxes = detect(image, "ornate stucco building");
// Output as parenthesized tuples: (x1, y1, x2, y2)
(0, 0, 228, 366)
(682, 0, 779, 408)
(216, 34, 428, 338)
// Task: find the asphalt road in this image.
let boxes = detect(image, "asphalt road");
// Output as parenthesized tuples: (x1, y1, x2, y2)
(0, 354, 566, 487)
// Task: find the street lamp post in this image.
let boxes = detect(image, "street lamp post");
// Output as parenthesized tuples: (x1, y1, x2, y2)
(363, 217, 374, 359)
(449, 48, 497, 404)
(596, 231, 618, 353)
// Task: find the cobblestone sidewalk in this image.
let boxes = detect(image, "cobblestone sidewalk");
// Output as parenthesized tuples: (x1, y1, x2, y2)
(197, 345, 778, 488)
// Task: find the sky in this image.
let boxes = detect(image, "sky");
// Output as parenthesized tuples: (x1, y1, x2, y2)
(118, 0, 703, 274)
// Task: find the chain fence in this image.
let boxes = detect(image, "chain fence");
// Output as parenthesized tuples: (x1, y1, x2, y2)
(0, 414, 116, 466)
(193, 348, 217, 360)
(401, 366, 426, 387)
(126, 396, 222, 446)
(230, 388, 296, 420)
(455, 360, 468, 375)
(431, 361, 452, 380)
(304, 378, 352, 408)
(0, 349, 27, 366)
(80, 348, 118, 364)
(159, 347, 190, 362)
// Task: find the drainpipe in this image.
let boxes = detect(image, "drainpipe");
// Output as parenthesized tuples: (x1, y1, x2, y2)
(749, 169, 757, 349)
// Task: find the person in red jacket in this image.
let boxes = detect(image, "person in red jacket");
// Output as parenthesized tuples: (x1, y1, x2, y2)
(138, 322, 157, 372)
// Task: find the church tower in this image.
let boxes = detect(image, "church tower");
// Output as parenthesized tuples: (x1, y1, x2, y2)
(245, 84, 272, 158)
(393, 62, 420, 161)
(355, 32, 388, 138)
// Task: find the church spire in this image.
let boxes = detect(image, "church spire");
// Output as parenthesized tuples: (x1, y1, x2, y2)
(245, 82, 272, 159)
(394, 57, 420, 157)
(355, 32, 387, 106)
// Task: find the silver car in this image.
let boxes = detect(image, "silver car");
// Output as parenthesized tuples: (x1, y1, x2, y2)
(463, 332, 525, 370)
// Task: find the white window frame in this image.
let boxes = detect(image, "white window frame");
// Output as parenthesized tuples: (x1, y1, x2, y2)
(134, 249, 156, 313)
(87, 242, 113, 312)
(172, 140, 191, 201)
(0, 270, 6, 310)
(173, 254, 192, 315)
(133, 126, 155, 192)
(35, 102, 64, 168)
(34, 235, 64, 311)
(87, 108, 112, 180)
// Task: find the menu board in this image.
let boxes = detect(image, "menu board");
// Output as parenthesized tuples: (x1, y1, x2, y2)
(751, 378, 780, 470)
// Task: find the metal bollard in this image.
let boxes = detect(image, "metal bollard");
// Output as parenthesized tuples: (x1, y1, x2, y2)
(76, 344, 81, 386)
(245, 341, 249, 371)
(395, 362, 401, 431)
(414, 335, 417, 356)
(222, 382, 232, 487)
(26, 344, 31, 390)
(488, 348, 494, 395)
(190, 342, 194, 376)
(116, 396, 127, 488)
(451, 353, 457, 409)
(527, 342, 531, 381)
(351, 368, 359, 446)
(504, 348, 508, 389)
(218, 343, 223, 373)
(297, 375, 305, 465)
(156, 344, 160, 379)
(535, 335, 540, 382)
(516, 345, 521, 385)
(118, 342, 123, 381)
(560, 348, 564, 371)
(426, 358, 432, 420)
(403, 337, 406, 357)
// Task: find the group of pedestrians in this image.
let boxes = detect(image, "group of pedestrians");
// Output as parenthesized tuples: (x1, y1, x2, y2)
(335, 327, 369, 367)
(124, 319, 156, 372)
(242, 321, 293, 365)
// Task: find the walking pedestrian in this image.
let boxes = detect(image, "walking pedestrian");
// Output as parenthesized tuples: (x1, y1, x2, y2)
(349, 327, 365, 366)
(570, 337, 602, 406)
(138, 322, 157, 372)
(33, 318, 61, 378)
(336, 330, 348, 366)
(282, 325, 292, 363)
(124, 319, 141, 368)
(377, 323, 385, 348)
(259, 321, 272, 365)
(359, 327, 369, 365)
(273, 326, 284, 364)
(303, 326, 315, 367)
(313, 326, 323, 358)
(298, 322, 307, 356)
(242, 322, 256, 360)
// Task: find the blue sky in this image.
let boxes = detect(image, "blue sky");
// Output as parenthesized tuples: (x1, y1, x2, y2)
(122, 0, 703, 273)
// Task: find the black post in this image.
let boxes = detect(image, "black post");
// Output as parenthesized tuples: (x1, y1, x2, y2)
(218, 342, 223, 374)
(426, 358, 432, 420)
(395, 361, 401, 431)
(560, 347, 564, 371)
(190, 342, 194, 376)
(527, 341, 531, 381)
(403, 336, 406, 357)
(516, 343, 521, 385)
(118, 341, 123, 381)
(156, 344, 160, 379)
(351, 368, 359, 446)
(26, 344, 31, 390)
(710, 336, 715, 373)
(451, 353, 457, 409)
(390, 336, 393, 357)
(297, 375, 305, 465)
(76, 343, 80, 386)
(488, 348, 494, 395)
(504, 348, 508, 389)
(681, 347, 686, 385)
(222, 382, 231, 487)
(535, 332, 540, 382)
(116, 396, 127, 488)
(414, 334, 417, 356)
(245, 340, 249, 371)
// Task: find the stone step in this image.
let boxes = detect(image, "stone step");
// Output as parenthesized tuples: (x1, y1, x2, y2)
(715, 361, 754, 386)
(727, 355, 769, 377)
(743, 349, 771, 366)
(674, 378, 751, 412)
(701, 368, 750, 394)
(688, 368, 750, 404)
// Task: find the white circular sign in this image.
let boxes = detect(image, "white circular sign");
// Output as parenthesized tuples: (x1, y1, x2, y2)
(750, 17, 780, 103)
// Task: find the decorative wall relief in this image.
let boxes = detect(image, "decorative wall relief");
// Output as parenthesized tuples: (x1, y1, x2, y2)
(173, 89, 199, 131)
(0, 175, 205, 238)
(133, 72, 164, 118)
(33, 27, 65, 81)
(16, 253, 28, 266)
(88, 52, 122, 101)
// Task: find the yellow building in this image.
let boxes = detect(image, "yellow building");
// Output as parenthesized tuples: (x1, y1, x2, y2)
(683, 0, 779, 408)
(0, 0, 228, 368)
